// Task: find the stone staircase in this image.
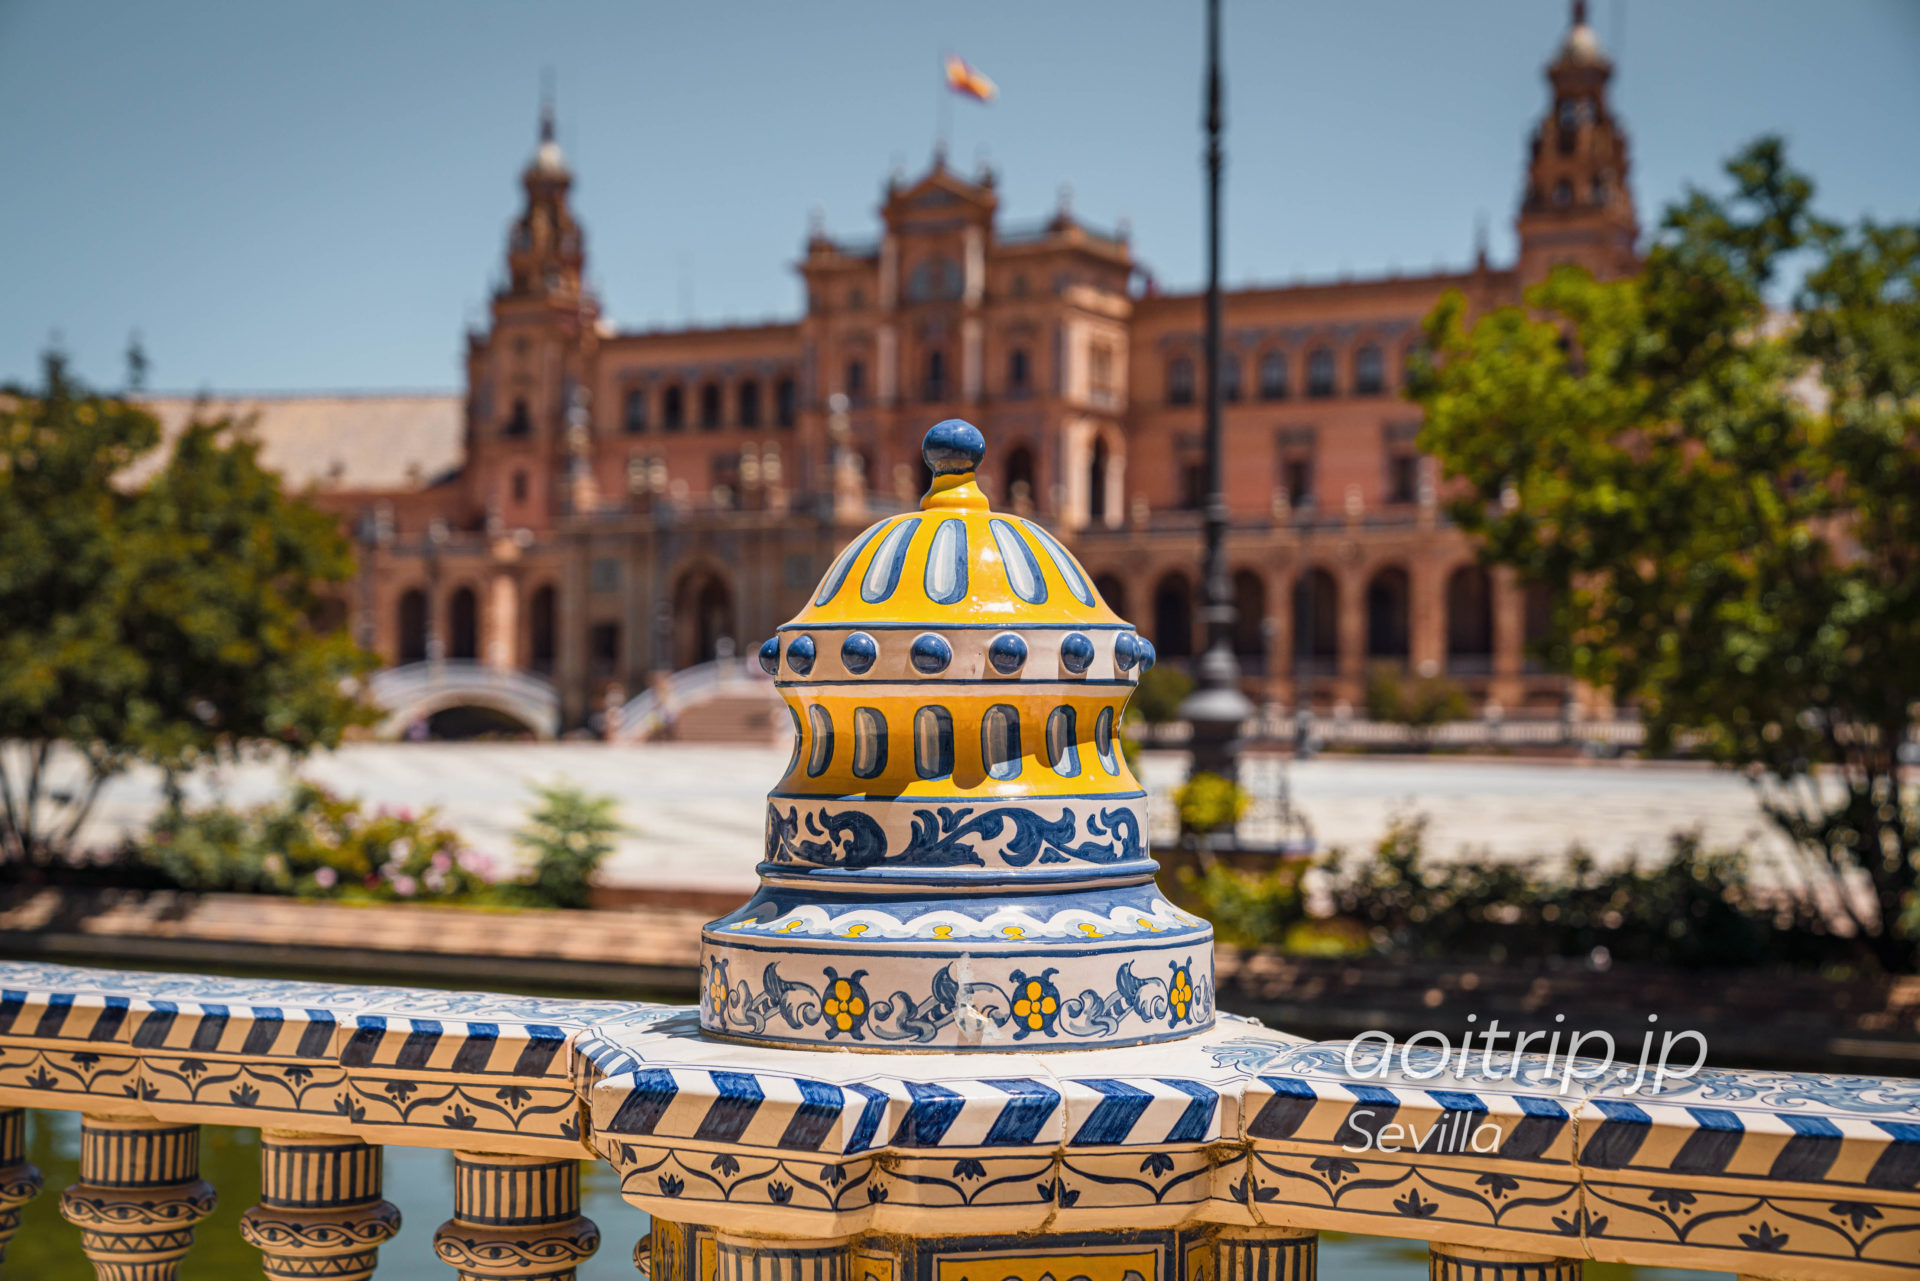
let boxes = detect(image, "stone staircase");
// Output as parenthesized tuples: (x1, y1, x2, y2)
(662, 688, 784, 743)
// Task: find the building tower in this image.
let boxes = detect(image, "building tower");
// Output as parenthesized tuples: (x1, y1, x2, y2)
(506, 98, 586, 302)
(1516, 0, 1639, 284)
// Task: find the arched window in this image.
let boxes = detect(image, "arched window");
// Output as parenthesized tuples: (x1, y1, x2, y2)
(1232, 569, 1266, 672)
(1553, 179, 1573, 207)
(844, 359, 866, 403)
(528, 584, 556, 673)
(1307, 347, 1336, 398)
(1259, 351, 1289, 400)
(1524, 580, 1554, 672)
(907, 257, 961, 302)
(1088, 437, 1110, 522)
(737, 379, 761, 428)
(775, 376, 797, 427)
(1291, 569, 1337, 671)
(852, 707, 888, 779)
(662, 385, 684, 432)
(1354, 344, 1385, 396)
(624, 388, 648, 433)
(1446, 565, 1494, 674)
(1003, 446, 1036, 510)
(1008, 348, 1031, 395)
(1365, 567, 1411, 662)
(674, 570, 736, 667)
(448, 587, 479, 661)
(1153, 572, 1193, 659)
(982, 705, 1022, 781)
(700, 382, 723, 430)
(1167, 356, 1195, 405)
(397, 589, 428, 663)
(1220, 354, 1242, 402)
(914, 706, 954, 780)
(923, 349, 947, 403)
(505, 398, 531, 436)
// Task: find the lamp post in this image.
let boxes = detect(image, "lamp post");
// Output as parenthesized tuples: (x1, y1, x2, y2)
(1178, 0, 1255, 780)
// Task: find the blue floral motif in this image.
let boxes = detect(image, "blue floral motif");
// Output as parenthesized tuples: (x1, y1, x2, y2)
(900, 804, 1143, 867)
(764, 805, 888, 866)
(764, 802, 1144, 869)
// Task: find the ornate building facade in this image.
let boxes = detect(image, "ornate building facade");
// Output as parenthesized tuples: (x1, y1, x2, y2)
(156, 5, 1637, 731)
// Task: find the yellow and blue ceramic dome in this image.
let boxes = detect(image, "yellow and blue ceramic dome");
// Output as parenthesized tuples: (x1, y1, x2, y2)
(700, 420, 1213, 1051)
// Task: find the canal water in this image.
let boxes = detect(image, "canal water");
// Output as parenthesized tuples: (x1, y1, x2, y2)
(8, 1111, 1725, 1280)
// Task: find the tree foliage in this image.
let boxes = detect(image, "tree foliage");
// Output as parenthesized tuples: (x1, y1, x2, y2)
(1415, 138, 1920, 968)
(0, 356, 374, 866)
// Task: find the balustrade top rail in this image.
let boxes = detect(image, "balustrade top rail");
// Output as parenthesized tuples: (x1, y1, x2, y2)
(1, 959, 1916, 1278)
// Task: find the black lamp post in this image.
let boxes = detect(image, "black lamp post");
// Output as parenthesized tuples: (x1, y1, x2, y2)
(1178, 0, 1255, 780)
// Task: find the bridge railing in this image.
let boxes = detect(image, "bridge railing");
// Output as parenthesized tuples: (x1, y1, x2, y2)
(608, 658, 773, 743)
(0, 958, 1913, 1279)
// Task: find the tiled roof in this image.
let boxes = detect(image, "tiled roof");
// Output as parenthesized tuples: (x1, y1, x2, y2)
(135, 393, 465, 493)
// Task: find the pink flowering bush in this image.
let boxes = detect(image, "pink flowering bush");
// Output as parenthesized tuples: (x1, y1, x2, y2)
(137, 782, 494, 903)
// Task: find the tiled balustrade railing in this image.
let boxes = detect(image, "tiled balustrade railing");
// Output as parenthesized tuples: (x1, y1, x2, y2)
(0, 960, 1913, 1279)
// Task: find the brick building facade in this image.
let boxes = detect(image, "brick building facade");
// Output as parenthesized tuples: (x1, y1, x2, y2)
(156, 5, 1637, 731)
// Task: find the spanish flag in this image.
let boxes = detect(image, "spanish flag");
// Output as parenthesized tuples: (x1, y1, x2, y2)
(945, 55, 997, 103)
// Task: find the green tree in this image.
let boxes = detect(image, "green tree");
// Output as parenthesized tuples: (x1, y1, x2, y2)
(512, 781, 623, 910)
(1415, 139, 1920, 969)
(0, 356, 373, 866)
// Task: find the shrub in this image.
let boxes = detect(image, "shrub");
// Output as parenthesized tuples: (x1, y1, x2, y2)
(1175, 771, 1249, 838)
(1181, 860, 1307, 947)
(512, 782, 623, 910)
(1321, 814, 1850, 970)
(137, 783, 493, 902)
(1131, 666, 1194, 725)
(1363, 665, 1470, 727)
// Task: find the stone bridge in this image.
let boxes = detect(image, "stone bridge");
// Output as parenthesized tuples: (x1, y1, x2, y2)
(365, 660, 561, 739)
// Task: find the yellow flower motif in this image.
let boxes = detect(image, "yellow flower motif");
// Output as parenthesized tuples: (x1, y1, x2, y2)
(707, 976, 730, 1012)
(1010, 979, 1058, 1030)
(821, 977, 867, 1032)
(1001, 925, 1026, 939)
(1169, 968, 1194, 1022)
(932, 924, 953, 939)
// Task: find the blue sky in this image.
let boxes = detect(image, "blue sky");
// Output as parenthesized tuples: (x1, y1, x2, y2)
(3, 1, 1916, 393)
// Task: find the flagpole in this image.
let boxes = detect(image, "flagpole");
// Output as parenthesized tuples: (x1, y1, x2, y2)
(936, 53, 953, 161)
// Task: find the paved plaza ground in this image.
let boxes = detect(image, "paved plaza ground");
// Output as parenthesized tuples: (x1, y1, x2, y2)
(76, 742, 1796, 893)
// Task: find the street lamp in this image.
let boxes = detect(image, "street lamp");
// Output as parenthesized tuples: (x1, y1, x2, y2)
(1177, 0, 1255, 781)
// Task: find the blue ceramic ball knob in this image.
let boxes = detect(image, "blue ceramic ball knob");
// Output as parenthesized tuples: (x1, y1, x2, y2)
(922, 419, 986, 476)
(909, 632, 953, 674)
(1138, 638, 1158, 673)
(787, 633, 816, 675)
(758, 637, 780, 675)
(987, 632, 1028, 674)
(1060, 632, 1095, 674)
(1114, 632, 1140, 671)
(840, 631, 877, 675)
